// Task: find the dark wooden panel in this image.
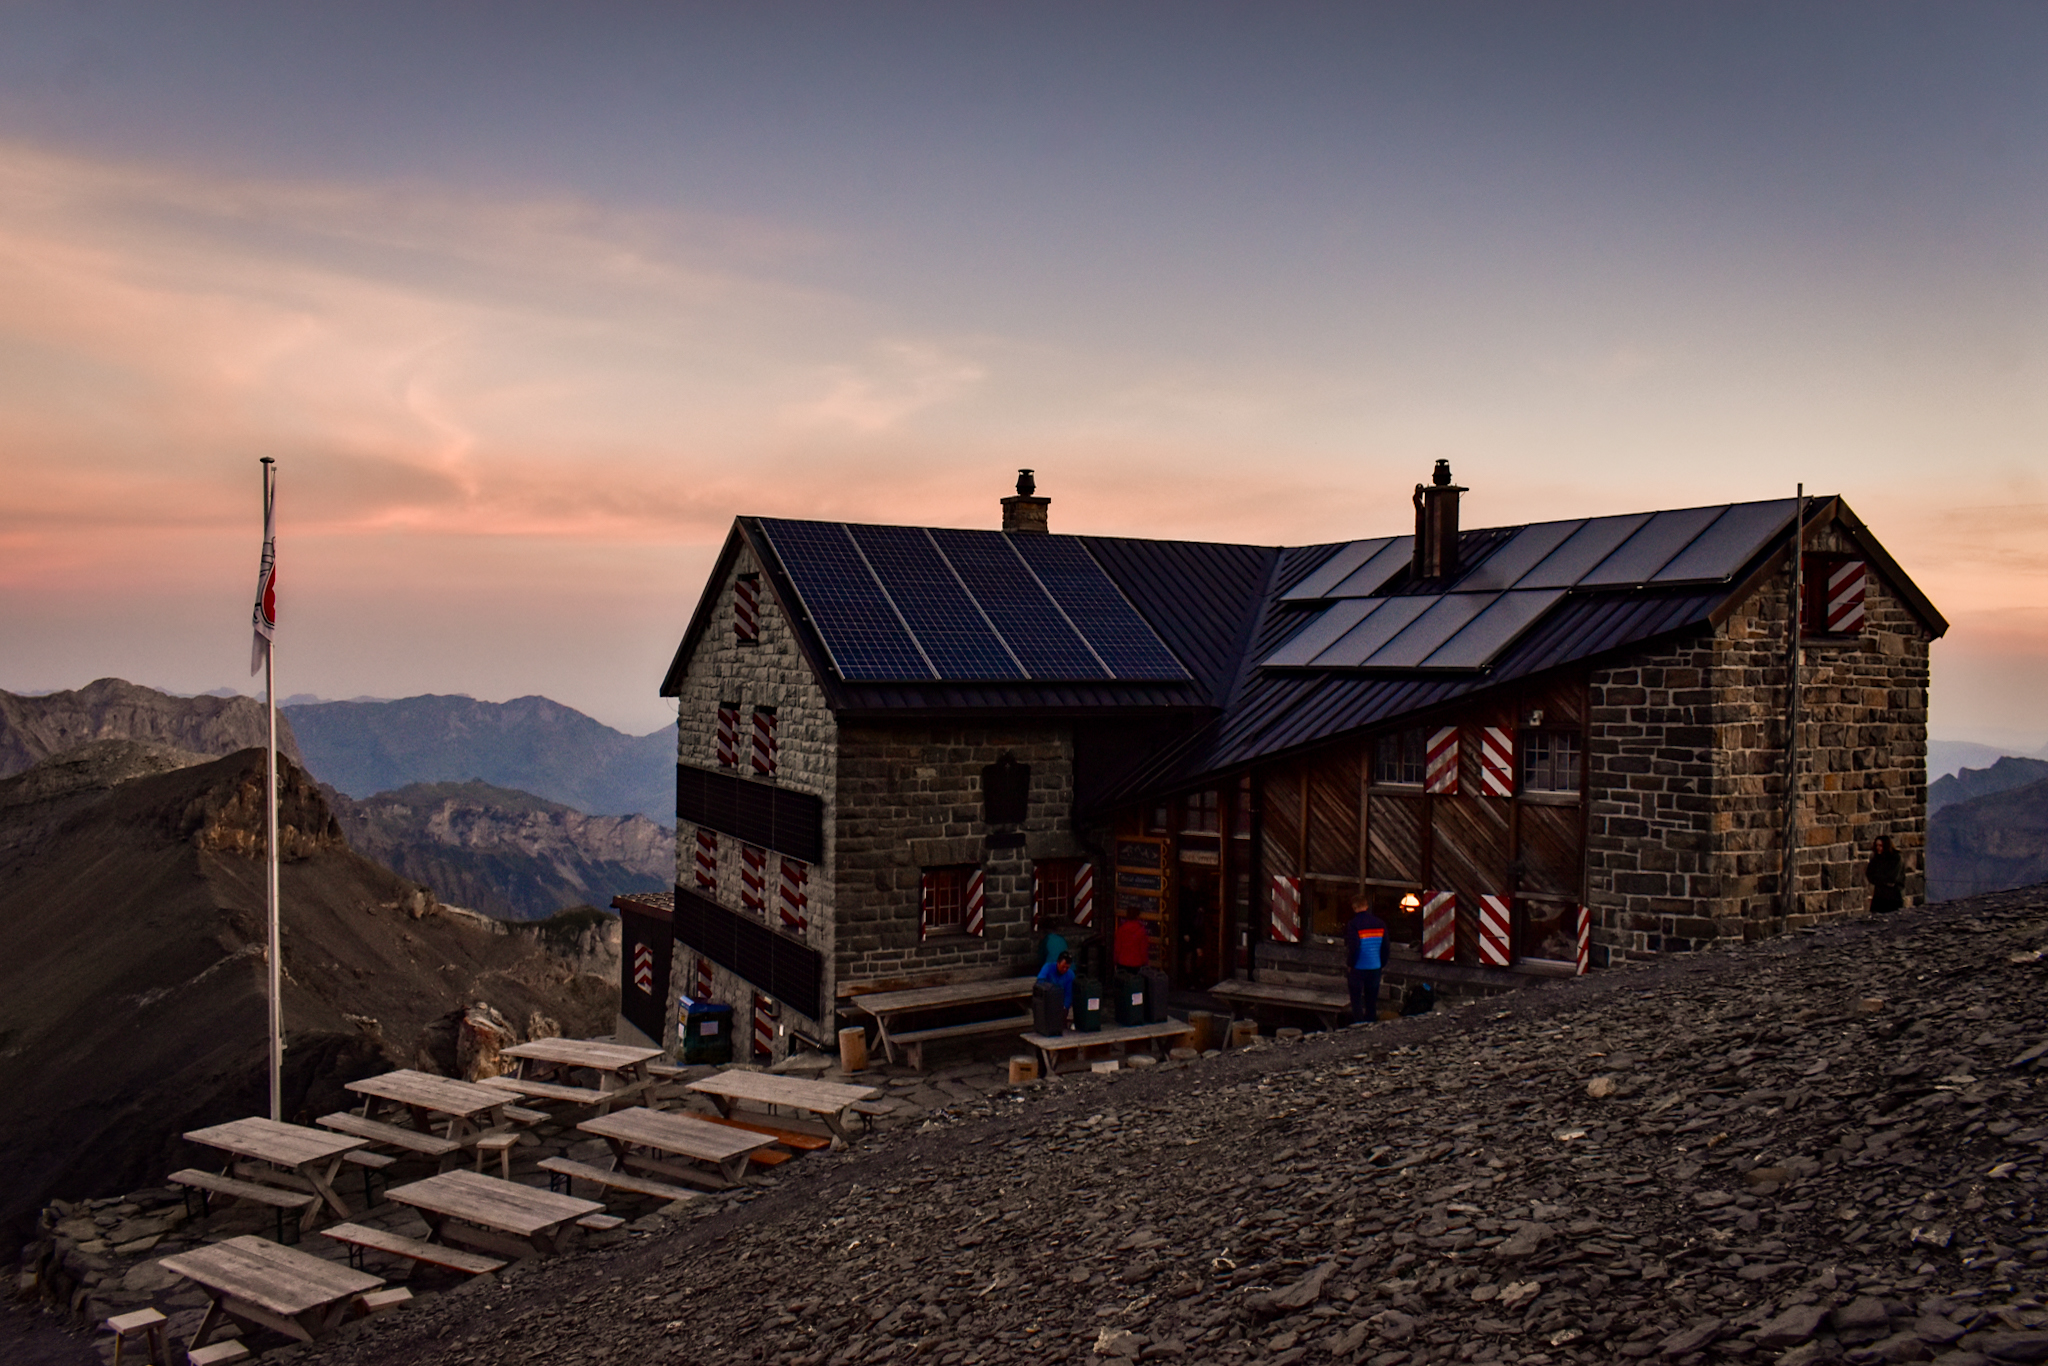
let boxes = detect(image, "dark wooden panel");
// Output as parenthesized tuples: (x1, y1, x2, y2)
(1433, 795, 1510, 901)
(671, 883, 823, 1019)
(1517, 802, 1583, 898)
(1305, 752, 1362, 878)
(1262, 767, 1303, 877)
(1366, 792, 1421, 882)
(676, 763, 824, 864)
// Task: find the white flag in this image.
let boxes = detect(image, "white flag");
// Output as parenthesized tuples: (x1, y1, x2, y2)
(250, 466, 276, 675)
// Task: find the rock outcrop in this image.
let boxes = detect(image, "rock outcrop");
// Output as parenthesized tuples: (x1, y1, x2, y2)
(0, 679, 301, 779)
(1929, 777, 2048, 901)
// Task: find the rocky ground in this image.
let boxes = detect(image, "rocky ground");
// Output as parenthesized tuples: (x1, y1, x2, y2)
(19, 887, 2048, 1365)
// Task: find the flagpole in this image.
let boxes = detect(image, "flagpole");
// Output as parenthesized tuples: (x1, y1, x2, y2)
(261, 458, 282, 1122)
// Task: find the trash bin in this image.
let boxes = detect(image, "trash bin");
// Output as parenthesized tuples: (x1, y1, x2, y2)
(1032, 979, 1068, 1036)
(1072, 976, 1103, 1032)
(680, 998, 733, 1065)
(1139, 966, 1170, 1024)
(1113, 972, 1147, 1026)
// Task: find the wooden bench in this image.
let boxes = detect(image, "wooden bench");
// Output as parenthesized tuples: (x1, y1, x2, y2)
(317, 1113, 462, 1163)
(538, 1157, 699, 1204)
(887, 1014, 1036, 1071)
(576, 1213, 626, 1232)
(479, 1076, 616, 1107)
(168, 1169, 321, 1243)
(320, 1222, 506, 1277)
(691, 1113, 833, 1152)
(1017, 1020, 1195, 1076)
(499, 1104, 549, 1127)
(1209, 979, 1351, 1030)
(187, 1342, 250, 1366)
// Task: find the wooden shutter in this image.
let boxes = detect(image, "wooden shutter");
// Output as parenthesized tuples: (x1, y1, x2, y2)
(693, 828, 717, 892)
(734, 574, 760, 643)
(1479, 725, 1514, 797)
(740, 844, 767, 918)
(1425, 727, 1460, 794)
(1268, 874, 1302, 943)
(777, 858, 808, 935)
(751, 707, 778, 776)
(1827, 560, 1867, 634)
(716, 705, 740, 768)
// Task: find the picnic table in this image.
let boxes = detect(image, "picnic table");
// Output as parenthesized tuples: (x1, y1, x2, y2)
(346, 1069, 513, 1144)
(686, 1071, 882, 1140)
(385, 1169, 603, 1259)
(494, 1037, 661, 1113)
(850, 977, 1039, 1069)
(1018, 1019, 1194, 1075)
(1208, 979, 1350, 1031)
(158, 1234, 383, 1349)
(183, 1118, 368, 1229)
(578, 1106, 777, 1190)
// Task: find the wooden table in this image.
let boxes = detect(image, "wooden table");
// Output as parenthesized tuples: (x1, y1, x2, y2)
(579, 1106, 777, 1189)
(346, 1069, 513, 1143)
(183, 1118, 367, 1230)
(1209, 979, 1351, 1031)
(851, 977, 1039, 1067)
(686, 1071, 882, 1139)
(158, 1235, 383, 1348)
(501, 1038, 661, 1113)
(1019, 1019, 1194, 1075)
(385, 1169, 603, 1259)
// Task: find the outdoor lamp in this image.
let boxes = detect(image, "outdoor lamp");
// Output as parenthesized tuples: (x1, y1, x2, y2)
(1399, 893, 1420, 914)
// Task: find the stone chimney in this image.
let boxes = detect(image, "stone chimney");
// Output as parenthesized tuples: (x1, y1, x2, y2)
(1001, 468, 1050, 534)
(1411, 459, 1466, 580)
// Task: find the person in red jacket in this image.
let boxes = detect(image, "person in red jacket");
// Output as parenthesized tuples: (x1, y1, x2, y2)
(1345, 895, 1388, 1025)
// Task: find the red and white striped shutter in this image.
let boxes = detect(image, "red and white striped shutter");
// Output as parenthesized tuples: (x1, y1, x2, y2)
(695, 955, 714, 1000)
(1480, 726, 1515, 797)
(918, 871, 932, 941)
(1575, 905, 1591, 975)
(694, 828, 718, 892)
(740, 844, 767, 918)
(778, 858, 808, 935)
(1477, 894, 1512, 967)
(752, 994, 775, 1058)
(963, 868, 986, 936)
(1030, 863, 1043, 931)
(631, 940, 654, 996)
(715, 706, 740, 768)
(751, 708, 778, 776)
(1072, 861, 1095, 927)
(1422, 890, 1456, 962)
(1827, 560, 1867, 634)
(1426, 727, 1460, 794)
(1269, 875, 1302, 943)
(734, 575, 759, 643)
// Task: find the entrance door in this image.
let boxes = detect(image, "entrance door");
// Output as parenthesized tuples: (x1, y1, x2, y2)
(1176, 871, 1221, 987)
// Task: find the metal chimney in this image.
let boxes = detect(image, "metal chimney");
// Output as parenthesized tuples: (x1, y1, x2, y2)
(1002, 468, 1050, 534)
(1411, 459, 1466, 580)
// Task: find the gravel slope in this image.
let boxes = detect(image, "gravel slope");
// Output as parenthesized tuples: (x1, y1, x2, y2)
(290, 889, 2048, 1366)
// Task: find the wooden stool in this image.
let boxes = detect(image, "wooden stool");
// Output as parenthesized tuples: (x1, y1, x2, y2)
(187, 1341, 251, 1366)
(1227, 1019, 1259, 1048)
(473, 1131, 519, 1179)
(837, 1025, 868, 1073)
(106, 1307, 167, 1366)
(1007, 1055, 1039, 1084)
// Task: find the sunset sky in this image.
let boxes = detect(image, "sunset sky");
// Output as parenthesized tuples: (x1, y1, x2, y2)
(2, 4, 2044, 745)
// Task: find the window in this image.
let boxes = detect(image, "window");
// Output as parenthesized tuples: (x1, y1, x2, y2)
(750, 706, 778, 777)
(1522, 731, 1582, 793)
(1032, 858, 1090, 929)
(1802, 555, 1867, 637)
(1373, 729, 1426, 785)
(734, 574, 760, 644)
(715, 704, 740, 769)
(920, 865, 985, 938)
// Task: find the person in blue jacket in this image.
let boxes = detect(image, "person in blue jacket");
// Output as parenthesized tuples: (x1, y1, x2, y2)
(1037, 949, 1076, 1011)
(1345, 896, 1388, 1025)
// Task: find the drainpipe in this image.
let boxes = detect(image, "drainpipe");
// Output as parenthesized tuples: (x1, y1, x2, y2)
(1779, 485, 1805, 928)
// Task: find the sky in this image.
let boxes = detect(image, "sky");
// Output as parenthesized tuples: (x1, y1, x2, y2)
(0, 3, 2043, 743)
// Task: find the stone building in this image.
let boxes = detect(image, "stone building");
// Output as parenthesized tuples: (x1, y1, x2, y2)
(616, 468, 1943, 1057)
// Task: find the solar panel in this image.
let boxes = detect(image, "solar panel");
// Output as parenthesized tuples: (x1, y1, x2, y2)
(1515, 513, 1652, 589)
(1453, 520, 1583, 592)
(757, 521, 935, 680)
(846, 525, 1024, 678)
(926, 528, 1109, 679)
(1325, 537, 1416, 598)
(1010, 535, 1189, 680)
(1417, 589, 1565, 669)
(1354, 593, 1498, 668)
(1651, 499, 1795, 584)
(1280, 537, 1399, 602)
(1302, 595, 1435, 668)
(1261, 599, 1384, 667)
(1578, 505, 1727, 587)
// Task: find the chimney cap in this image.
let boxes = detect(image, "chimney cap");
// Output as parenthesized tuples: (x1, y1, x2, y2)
(1016, 468, 1035, 497)
(1432, 459, 1453, 488)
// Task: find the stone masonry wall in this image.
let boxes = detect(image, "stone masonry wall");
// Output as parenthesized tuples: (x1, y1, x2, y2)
(669, 541, 837, 1059)
(834, 722, 1081, 988)
(1586, 521, 1933, 964)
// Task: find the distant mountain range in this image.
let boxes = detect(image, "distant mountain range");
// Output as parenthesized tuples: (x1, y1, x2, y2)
(1929, 755, 2048, 816)
(284, 693, 672, 820)
(0, 678, 303, 778)
(326, 779, 672, 921)
(1928, 776, 2048, 902)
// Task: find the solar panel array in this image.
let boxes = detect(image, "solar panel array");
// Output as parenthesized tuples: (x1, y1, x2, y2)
(1262, 499, 1796, 673)
(756, 520, 1190, 683)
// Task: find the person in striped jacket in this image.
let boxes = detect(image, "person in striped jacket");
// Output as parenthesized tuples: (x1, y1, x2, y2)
(1345, 896, 1389, 1025)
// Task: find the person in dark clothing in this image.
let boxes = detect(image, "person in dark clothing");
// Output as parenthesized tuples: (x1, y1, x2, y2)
(1344, 896, 1388, 1025)
(1037, 950, 1076, 1010)
(1866, 836, 1905, 914)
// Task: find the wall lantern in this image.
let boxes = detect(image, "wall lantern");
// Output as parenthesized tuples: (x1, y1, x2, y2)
(1525, 708, 1545, 727)
(1399, 892, 1421, 915)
